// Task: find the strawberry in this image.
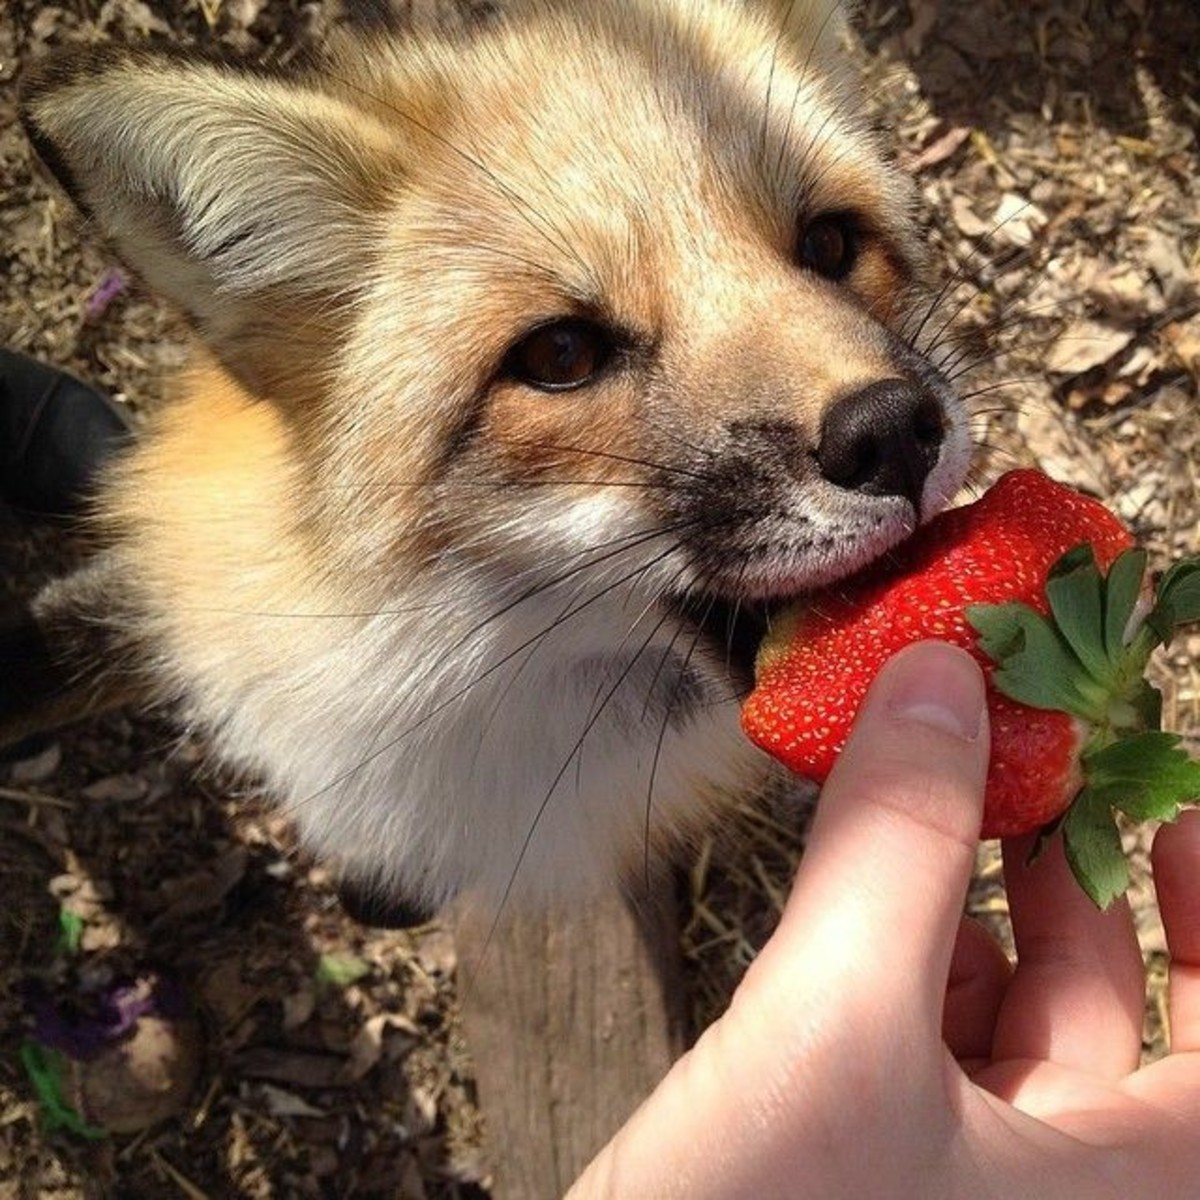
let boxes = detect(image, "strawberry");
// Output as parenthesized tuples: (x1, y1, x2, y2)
(742, 469, 1200, 907)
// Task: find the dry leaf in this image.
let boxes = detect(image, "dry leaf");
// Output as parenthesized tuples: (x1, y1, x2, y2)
(281, 984, 317, 1032)
(342, 1012, 420, 1083)
(907, 125, 972, 172)
(990, 193, 1047, 249)
(72, 1015, 203, 1134)
(238, 1048, 349, 1090)
(1085, 262, 1164, 322)
(1165, 315, 1200, 379)
(254, 1083, 327, 1119)
(96, 0, 171, 36)
(8, 742, 62, 784)
(1141, 231, 1197, 307)
(197, 958, 264, 1027)
(151, 845, 249, 926)
(950, 194, 991, 239)
(81, 774, 148, 803)
(1043, 320, 1134, 375)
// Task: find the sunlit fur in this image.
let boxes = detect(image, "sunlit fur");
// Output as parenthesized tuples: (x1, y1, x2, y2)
(18, 0, 972, 913)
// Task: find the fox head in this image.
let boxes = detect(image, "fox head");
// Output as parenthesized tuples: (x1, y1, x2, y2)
(10, 0, 971, 919)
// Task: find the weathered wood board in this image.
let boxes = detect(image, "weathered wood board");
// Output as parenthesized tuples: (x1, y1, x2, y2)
(454, 879, 687, 1198)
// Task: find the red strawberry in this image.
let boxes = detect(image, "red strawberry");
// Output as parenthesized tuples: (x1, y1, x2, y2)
(742, 469, 1200, 907)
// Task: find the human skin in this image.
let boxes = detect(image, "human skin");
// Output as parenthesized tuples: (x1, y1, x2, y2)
(569, 641, 1200, 1199)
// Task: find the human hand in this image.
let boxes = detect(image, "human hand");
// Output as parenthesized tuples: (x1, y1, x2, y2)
(569, 641, 1200, 1199)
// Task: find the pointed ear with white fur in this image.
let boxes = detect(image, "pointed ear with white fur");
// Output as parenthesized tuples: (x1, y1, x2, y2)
(753, 0, 854, 63)
(21, 49, 404, 395)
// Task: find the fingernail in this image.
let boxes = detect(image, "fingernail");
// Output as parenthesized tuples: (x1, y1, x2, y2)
(886, 643, 985, 741)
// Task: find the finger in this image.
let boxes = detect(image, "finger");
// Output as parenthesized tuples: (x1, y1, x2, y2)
(992, 832, 1143, 1078)
(1152, 809, 1200, 1053)
(748, 642, 989, 1046)
(572, 646, 988, 1200)
(943, 916, 1012, 1065)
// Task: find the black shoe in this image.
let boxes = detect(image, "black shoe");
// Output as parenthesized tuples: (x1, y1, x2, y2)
(0, 348, 132, 519)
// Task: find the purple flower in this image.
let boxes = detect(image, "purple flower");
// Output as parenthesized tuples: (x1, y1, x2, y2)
(28, 975, 187, 1061)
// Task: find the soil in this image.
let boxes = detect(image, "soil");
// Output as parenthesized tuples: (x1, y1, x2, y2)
(1, 1, 1197, 1197)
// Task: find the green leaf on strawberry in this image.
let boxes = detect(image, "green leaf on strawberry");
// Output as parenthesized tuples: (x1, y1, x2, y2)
(970, 542, 1200, 906)
(967, 601, 1107, 720)
(1059, 735, 1200, 909)
(1045, 545, 1111, 685)
(1062, 788, 1129, 910)
(1084, 733, 1200, 822)
(1150, 560, 1200, 641)
(1102, 549, 1147, 660)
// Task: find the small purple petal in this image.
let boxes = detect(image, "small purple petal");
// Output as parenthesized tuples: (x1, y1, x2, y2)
(84, 270, 127, 321)
(100, 984, 156, 1040)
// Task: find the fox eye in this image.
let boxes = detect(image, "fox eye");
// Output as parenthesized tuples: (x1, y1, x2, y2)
(798, 214, 859, 281)
(505, 319, 614, 392)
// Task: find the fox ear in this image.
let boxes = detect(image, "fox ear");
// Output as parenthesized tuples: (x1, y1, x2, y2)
(753, 0, 854, 60)
(20, 49, 403, 393)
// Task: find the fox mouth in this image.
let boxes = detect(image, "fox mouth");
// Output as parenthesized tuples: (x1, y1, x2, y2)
(665, 506, 921, 688)
(657, 429, 976, 694)
(663, 448, 975, 689)
(664, 592, 775, 690)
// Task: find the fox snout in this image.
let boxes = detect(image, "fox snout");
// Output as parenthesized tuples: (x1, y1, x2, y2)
(689, 377, 947, 523)
(817, 379, 947, 509)
(655, 326, 966, 614)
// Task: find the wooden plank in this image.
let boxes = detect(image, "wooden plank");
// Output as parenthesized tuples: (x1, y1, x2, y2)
(454, 877, 687, 1199)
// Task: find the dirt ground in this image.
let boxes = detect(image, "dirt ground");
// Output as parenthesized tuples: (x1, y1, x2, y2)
(1, 1, 1198, 1197)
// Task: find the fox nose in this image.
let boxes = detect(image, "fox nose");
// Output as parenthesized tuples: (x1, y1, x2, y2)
(817, 379, 945, 510)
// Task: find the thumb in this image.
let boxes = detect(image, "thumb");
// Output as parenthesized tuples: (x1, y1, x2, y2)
(746, 641, 990, 1043)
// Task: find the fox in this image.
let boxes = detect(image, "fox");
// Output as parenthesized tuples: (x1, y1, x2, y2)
(5, 0, 972, 923)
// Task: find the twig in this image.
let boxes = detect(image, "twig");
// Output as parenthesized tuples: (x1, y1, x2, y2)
(0, 786, 75, 810)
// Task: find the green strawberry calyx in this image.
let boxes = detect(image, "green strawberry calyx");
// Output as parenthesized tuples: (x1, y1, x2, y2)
(967, 547, 1200, 909)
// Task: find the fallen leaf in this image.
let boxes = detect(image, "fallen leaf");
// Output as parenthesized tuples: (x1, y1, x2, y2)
(8, 742, 62, 784)
(1043, 320, 1134, 375)
(72, 1014, 203, 1135)
(81, 774, 148, 803)
(1141, 232, 1197, 307)
(1164, 315, 1200, 379)
(907, 124, 972, 172)
(151, 846, 249, 927)
(197, 959, 263, 1028)
(990, 193, 1047, 249)
(238, 1048, 349, 1090)
(96, 0, 171, 37)
(254, 1083, 327, 1119)
(281, 984, 316, 1032)
(950, 194, 991, 239)
(342, 1013, 420, 1083)
(1085, 262, 1164, 322)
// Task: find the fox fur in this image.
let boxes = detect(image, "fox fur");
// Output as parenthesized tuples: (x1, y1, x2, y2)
(10, 0, 972, 917)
